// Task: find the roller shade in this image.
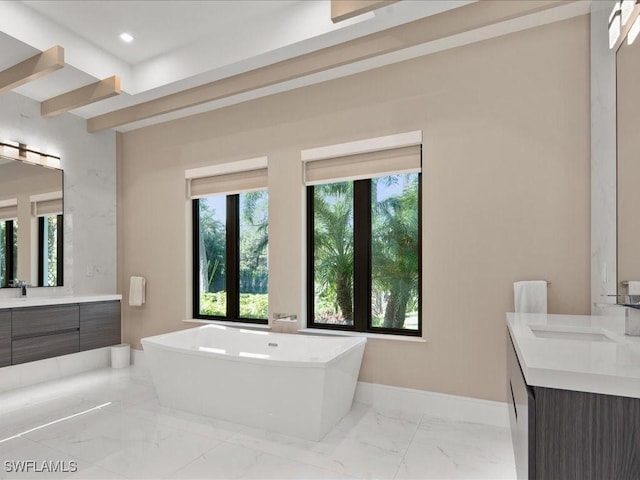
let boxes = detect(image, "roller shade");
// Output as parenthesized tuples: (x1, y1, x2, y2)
(302, 131, 422, 186)
(32, 198, 63, 217)
(190, 168, 267, 198)
(304, 146, 421, 185)
(186, 157, 268, 198)
(0, 205, 17, 220)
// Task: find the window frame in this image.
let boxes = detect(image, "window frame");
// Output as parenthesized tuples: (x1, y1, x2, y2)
(306, 174, 422, 337)
(37, 214, 64, 287)
(192, 194, 268, 325)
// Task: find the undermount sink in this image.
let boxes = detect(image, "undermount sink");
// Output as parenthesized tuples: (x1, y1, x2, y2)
(529, 325, 617, 343)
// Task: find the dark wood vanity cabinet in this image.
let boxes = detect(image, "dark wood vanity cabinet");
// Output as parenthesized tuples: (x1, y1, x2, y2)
(79, 301, 121, 351)
(13, 331, 79, 364)
(12, 304, 79, 365)
(0, 310, 10, 367)
(507, 332, 640, 480)
(12, 304, 79, 338)
(0, 300, 121, 367)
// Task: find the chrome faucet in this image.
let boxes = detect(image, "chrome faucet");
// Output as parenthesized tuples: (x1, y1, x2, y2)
(273, 313, 298, 323)
(10, 279, 29, 297)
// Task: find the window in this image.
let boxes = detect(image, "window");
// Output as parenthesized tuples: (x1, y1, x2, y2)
(38, 214, 63, 287)
(307, 174, 421, 335)
(192, 190, 268, 323)
(303, 131, 422, 336)
(0, 219, 17, 288)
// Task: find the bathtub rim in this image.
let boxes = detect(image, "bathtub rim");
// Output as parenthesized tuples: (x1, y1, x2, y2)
(141, 324, 366, 369)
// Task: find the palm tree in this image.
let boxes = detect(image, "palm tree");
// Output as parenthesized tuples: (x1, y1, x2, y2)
(239, 191, 268, 294)
(198, 200, 226, 293)
(0, 221, 5, 287)
(313, 182, 354, 323)
(372, 175, 419, 329)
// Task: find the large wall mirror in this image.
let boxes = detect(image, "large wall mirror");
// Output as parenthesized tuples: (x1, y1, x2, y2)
(617, 16, 640, 300)
(0, 149, 63, 289)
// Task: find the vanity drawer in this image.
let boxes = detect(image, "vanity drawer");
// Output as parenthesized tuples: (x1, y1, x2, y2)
(12, 305, 79, 339)
(12, 331, 79, 365)
(0, 310, 10, 367)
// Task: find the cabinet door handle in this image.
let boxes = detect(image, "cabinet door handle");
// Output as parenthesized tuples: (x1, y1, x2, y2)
(510, 380, 518, 422)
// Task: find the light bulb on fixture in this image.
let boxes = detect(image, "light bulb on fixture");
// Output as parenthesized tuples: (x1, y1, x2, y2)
(119, 32, 134, 43)
(621, 0, 635, 25)
(629, 14, 640, 44)
(609, 1, 622, 48)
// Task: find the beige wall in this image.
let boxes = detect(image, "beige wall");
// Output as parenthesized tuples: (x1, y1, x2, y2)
(118, 15, 590, 403)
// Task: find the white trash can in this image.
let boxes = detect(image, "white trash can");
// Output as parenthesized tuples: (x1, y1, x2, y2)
(111, 344, 130, 368)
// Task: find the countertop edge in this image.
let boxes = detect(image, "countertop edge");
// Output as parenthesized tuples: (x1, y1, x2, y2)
(0, 294, 122, 309)
(506, 312, 640, 399)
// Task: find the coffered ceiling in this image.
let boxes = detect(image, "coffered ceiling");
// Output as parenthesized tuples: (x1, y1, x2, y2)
(0, 0, 590, 132)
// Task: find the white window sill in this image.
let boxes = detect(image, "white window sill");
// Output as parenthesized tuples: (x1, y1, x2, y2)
(298, 328, 426, 343)
(183, 319, 272, 330)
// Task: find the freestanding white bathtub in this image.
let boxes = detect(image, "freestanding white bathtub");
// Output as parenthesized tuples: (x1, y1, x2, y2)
(141, 324, 366, 441)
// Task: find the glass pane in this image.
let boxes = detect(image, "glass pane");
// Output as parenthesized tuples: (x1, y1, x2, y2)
(11, 221, 17, 283)
(43, 215, 59, 286)
(0, 221, 5, 287)
(239, 191, 269, 319)
(0, 220, 18, 287)
(371, 174, 420, 330)
(198, 197, 227, 316)
(313, 182, 354, 325)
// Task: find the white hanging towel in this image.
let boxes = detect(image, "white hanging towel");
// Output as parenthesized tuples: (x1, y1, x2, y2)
(129, 276, 146, 307)
(513, 281, 547, 314)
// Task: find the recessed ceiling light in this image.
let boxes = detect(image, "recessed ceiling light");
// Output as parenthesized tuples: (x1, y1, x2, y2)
(119, 32, 134, 43)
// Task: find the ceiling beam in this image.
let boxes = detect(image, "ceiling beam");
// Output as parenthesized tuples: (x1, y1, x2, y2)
(0, 45, 64, 95)
(331, 0, 398, 23)
(87, 1, 574, 133)
(41, 76, 120, 118)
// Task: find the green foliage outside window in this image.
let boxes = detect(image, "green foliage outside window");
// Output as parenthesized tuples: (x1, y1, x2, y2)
(0, 220, 18, 288)
(197, 191, 268, 320)
(312, 174, 419, 331)
(0, 221, 5, 287)
(44, 216, 59, 287)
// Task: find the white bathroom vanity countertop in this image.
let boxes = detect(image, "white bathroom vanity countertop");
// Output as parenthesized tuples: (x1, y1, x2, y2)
(507, 312, 640, 399)
(0, 294, 122, 310)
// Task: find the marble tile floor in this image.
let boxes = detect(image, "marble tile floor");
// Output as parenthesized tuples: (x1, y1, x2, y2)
(0, 366, 516, 479)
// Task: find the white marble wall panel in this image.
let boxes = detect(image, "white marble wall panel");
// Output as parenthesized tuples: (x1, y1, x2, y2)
(591, 1, 618, 313)
(0, 91, 116, 297)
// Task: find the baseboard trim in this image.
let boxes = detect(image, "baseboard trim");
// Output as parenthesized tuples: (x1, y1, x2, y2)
(0, 347, 111, 394)
(355, 381, 509, 427)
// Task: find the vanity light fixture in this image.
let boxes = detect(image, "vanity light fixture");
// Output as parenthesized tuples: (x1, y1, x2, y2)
(0, 141, 61, 169)
(609, 2, 622, 49)
(119, 32, 134, 43)
(629, 14, 640, 44)
(612, 0, 640, 48)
